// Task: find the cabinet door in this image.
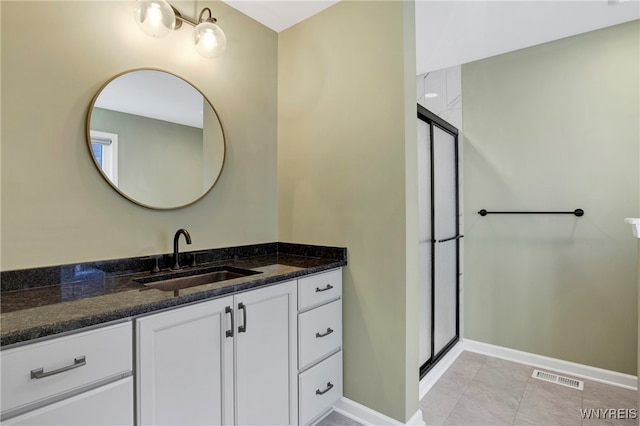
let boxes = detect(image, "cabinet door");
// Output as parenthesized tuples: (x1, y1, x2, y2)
(137, 297, 234, 426)
(235, 281, 297, 426)
(3, 377, 133, 426)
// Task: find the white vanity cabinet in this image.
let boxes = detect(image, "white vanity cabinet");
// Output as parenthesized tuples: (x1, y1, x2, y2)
(0, 322, 134, 426)
(136, 296, 234, 425)
(234, 281, 298, 426)
(136, 280, 298, 426)
(297, 269, 343, 425)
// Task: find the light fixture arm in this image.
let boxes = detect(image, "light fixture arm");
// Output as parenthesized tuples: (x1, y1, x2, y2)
(198, 8, 217, 24)
(171, 6, 217, 30)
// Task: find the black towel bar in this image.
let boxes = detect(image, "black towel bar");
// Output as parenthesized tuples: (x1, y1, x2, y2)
(478, 209, 584, 217)
(436, 235, 464, 243)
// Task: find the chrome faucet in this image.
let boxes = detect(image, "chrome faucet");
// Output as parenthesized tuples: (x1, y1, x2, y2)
(172, 228, 192, 270)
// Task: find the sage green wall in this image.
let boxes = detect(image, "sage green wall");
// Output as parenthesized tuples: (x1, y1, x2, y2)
(91, 108, 204, 207)
(277, 1, 419, 422)
(463, 21, 639, 374)
(1, 1, 278, 270)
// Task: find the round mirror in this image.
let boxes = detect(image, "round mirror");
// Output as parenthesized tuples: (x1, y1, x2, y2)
(86, 69, 225, 209)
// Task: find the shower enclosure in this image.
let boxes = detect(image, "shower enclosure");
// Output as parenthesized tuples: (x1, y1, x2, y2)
(417, 104, 461, 377)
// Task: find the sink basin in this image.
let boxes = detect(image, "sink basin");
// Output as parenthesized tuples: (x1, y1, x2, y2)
(135, 266, 261, 293)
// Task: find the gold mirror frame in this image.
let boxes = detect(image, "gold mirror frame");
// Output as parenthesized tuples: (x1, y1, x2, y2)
(86, 68, 226, 210)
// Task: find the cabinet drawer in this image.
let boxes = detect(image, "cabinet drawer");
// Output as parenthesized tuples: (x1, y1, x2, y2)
(299, 300, 342, 371)
(1, 322, 132, 414)
(3, 377, 133, 426)
(298, 351, 342, 426)
(298, 269, 342, 312)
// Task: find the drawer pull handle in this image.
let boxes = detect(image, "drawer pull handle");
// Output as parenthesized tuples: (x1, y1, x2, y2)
(315, 284, 334, 293)
(30, 356, 86, 379)
(316, 382, 334, 395)
(315, 328, 334, 338)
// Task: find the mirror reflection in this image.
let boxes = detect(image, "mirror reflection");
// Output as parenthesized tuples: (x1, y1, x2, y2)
(87, 69, 225, 209)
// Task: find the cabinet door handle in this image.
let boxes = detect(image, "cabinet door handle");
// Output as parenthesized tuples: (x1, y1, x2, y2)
(315, 284, 334, 293)
(30, 356, 86, 379)
(315, 382, 334, 395)
(315, 328, 334, 338)
(226, 306, 234, 338)
(238, 302, 247, 333)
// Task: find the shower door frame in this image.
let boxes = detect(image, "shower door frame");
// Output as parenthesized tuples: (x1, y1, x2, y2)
(418, 103, 461, 379)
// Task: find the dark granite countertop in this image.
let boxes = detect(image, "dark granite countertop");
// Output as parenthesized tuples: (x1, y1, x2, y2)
(0, 243, 347, 347)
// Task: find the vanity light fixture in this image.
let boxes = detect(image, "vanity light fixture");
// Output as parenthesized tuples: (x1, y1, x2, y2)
(133, 0, 227, 59)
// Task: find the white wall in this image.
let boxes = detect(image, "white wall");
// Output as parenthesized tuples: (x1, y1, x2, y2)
(417, 67, 462, 131)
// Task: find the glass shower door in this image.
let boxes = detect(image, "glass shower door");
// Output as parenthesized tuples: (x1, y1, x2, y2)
(418, 117, 432, 368)
(432, 125, 459, 355)
(418, 104, 461, 377)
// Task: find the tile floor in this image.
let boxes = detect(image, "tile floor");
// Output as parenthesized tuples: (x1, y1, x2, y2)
(316, 410, 363, 426)
(314, 351, 637, 425)
(421, 351, 638, 426)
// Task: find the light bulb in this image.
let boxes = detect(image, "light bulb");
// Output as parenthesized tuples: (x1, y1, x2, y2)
(134, 0, 175, 38)
(193, 22, 227, 59)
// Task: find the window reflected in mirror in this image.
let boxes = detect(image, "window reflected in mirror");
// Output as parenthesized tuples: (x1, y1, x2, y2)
(90, 130, 118, 185)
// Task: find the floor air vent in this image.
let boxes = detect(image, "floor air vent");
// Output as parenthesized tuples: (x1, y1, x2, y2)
(532, 369, 584, 390)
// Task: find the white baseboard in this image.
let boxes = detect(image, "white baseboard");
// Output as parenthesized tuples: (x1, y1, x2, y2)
(406, 408, 425, 425)
(333, 397, 424, 425)
(419, 342, 465, 399)
(462, 339, 638, 390)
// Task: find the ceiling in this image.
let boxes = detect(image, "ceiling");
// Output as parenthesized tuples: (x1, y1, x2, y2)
(414, 0, 640, 74)
(220, 0, 639, 74)
(220, 0, 339, 32)
(95, 70, 205, 129)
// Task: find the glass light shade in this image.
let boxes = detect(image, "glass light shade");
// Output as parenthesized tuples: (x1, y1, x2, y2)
(134, 0, 175, 38)
(193, 22, 227, 59)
